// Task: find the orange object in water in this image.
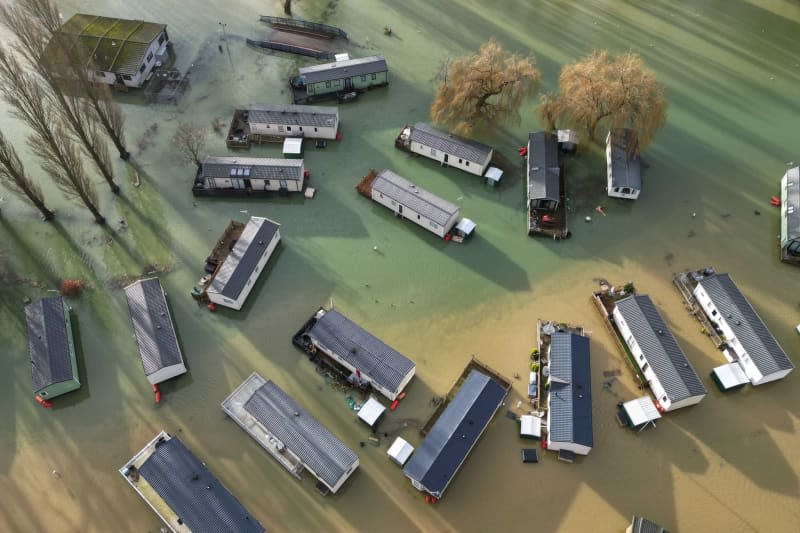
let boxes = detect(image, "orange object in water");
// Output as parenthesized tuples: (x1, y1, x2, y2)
(152, 384, 161, 404)
(336, 132, 343, 141)
(770, 195, 781, 206)
(304, 169, 311, 178)
(390, 399, 399, 411)
(207, 302, 217, 312)
(518, 147, 528, 157)
(397, 391, 407, 401)
(430, 496, 438, 504)
(444, 234, 452, 242)
(35, 395, 53, 408)
(596, 206, 606, 216)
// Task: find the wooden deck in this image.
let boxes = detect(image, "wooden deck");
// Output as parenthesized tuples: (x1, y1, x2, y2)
(590, 286, 647, 386)
(194, 221, 245, 301)
(528, 171, 569, 240)
(226, 109, 285, 149)
(356, 169, 378, 198)
(420, 357, 511, 436)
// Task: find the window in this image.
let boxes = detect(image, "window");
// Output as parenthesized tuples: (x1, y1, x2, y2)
(430, 222, 438, 229)
(334, 79, 340, 87)
(711, 309, 717, 316)
(430, 148, 437, 156)
(287, 126, 292, 131)
(417, 214, 420, 220)
(371, 73, 377, 80)
(122, 74, 132, 81)
(314, 127, 318, 132)
(361, 75, 366, 81)
(642, 362, 649, 372)
(379, 193, 384, 198)
(662, 396, 667, 403)
(465, 161, 470, 167)
(147, 52, 154, 63)
(325, 81, 331, 88)
(265, 180, 271, 186)
(299, 127, 303, 132)
(139, 64, 146, 73)
(459, 158, 463, 164)
(158, 35, 165, 45)
(639, 354, 644, 361)
(391, 200, 396, 206)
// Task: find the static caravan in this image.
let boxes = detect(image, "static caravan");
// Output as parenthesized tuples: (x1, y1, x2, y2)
(546, 332, 593, 456)
(291, 55, 388, 103)
(193, 156, 305, 196)
(45, 14, 169, 88)
(227, 104, 339, 148)
(403, 370, 507, 500)
(120, 431, 263, 532)
(24, 296, 81, 402)
(397, 123, 494, 177)
(123, 278, 187, 388)
(222, 373, 359, 495)
(527, 131, 561, 211)
(606, 128, 641, 200)
(301, 308, 416, 401)
(613, 294, 707, 412)
(369, 169, 460, 238)
(780, 166, 800, 264)
(627, 516, 669, 533)
(206, 217, 281, 311)
(693, 272, 794, 385)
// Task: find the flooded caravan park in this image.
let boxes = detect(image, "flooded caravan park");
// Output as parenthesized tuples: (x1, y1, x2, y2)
(1, 0, 800, 531)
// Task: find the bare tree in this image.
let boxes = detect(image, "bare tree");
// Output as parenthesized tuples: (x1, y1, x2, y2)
(0, 47, 104, 224)
(2, 0, 130, 160)
(430, 38, 540, 135)
(0, 2, 121, 192)
(538, 50, 667, 151)
(0, 129, 54, 220)
(173, 122, 207, 167)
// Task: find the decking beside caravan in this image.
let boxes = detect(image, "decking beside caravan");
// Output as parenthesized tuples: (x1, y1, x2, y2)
(221, 372, 359, 495)
(24, 296, 81, 402)
(606, 128, 641, 200)
(192, 156, 305, 196)
(204, 217, 281, 310)
(226, 104, 339, 148)
(356, 169, 461, 239)
(290, 55, 388, 103)
(395, 123, 494, 177)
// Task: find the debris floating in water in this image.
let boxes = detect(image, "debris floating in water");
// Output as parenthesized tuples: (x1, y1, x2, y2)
(585, 216, 592, 223)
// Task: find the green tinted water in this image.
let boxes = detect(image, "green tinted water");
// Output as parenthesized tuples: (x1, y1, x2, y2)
(2, 1, 800, 531)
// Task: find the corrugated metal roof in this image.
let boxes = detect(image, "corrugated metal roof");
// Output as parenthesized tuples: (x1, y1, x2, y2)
(782, 167, 800, 242)
(527, 131, 560, 202)
(408, 123, 493, 164)
(55, 14, 166, 75)
(123, 278, 185, 377)
(306, 309, 416, 396)
(698, 274, 794, 376)
(138, 436, 264, 533)
(299, 55, 387, 84)
(548, 332, 593, 448)
(403, 370, 507, 498)
(630, 516, 669, 533)
(208, 217, 280, 300)
(24, 297, 74, 392)
(607, 128, 641, 189)
(243, 380, 358, 489)
(247, 104, 339, 128)
(372, 169, 459, 226)
(615, 295, 707, 401)
(201, 156, 304, 181)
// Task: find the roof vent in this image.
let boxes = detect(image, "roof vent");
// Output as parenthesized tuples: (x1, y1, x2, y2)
(156, 325, 162, 329)
(258, 240, 264, 245)
(657, 329, 664, 335)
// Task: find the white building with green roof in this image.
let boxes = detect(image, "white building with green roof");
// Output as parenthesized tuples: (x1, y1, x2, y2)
(47, 13, 169, 88)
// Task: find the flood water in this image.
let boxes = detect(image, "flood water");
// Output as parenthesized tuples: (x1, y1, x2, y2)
(2, 1, 800, 531)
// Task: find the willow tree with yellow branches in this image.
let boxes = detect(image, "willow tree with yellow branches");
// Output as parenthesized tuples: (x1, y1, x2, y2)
(539, 50, 667, 152)
(430, 38, 540, 135)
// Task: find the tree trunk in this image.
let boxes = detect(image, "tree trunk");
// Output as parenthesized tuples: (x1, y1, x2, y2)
(75, 187, 104, 224)
(29, 190, 54, 220)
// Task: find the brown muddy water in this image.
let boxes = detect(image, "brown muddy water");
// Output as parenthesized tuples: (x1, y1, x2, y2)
(2, 1, 800, 531)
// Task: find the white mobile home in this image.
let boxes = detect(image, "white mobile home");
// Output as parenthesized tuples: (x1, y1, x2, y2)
(46, 14, 169, 89)
(694, 272, 794, 385)
(780, 166, 800, 264)
(228, 104, 339, 147)
(397, 123, 494, 177)
(206, 217, 281, 310)
(613, 294, 707, 412)
(193, 156, 305, 195)
(123, 278, 187, 387)
(368, 169, 460, 238)
(546, 332, 593, 456)
(222, 373, 359, 495)
(606, 128, 642, 200)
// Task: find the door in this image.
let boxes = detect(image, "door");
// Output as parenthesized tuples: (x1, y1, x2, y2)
(398, 204, 403, 216)
(345, 78, 353, 90)
(279, 180, 288, 190)
(244, 178, 251, 190)
(443, 153, 449, 166)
